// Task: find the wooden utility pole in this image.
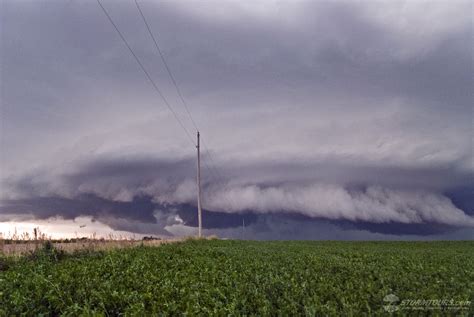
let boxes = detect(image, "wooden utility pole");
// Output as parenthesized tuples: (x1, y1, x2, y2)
(196, 131, 202, 237)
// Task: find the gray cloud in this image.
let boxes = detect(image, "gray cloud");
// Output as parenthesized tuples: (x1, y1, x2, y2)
(197, 214, 474, 241)
(1, 0, 472, 238)
(1, 156, 472, 236)
(205, 184, 474, 226)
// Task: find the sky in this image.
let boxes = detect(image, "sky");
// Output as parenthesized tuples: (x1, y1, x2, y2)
(0, 0, 472, 240)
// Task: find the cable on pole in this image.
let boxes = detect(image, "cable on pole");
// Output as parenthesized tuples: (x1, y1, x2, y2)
(134, 0, 231, 184)
(134, 0, 199, 132)
(134, 0, 238, 210)
(96, 0, 195, 147)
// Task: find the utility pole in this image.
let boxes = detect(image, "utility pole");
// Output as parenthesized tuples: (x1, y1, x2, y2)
(196, 131, 202, 238)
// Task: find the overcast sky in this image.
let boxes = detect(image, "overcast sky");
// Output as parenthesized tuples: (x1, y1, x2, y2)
(1, 0, 472, 240)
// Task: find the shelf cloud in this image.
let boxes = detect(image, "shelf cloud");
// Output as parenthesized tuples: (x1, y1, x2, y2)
(1, 0, 472, 239)
(1, 156, 472, 237)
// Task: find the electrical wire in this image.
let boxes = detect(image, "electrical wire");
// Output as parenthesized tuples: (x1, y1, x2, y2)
(96, 0, 195, 147)
(134, 0, 199, 132)
(134, 0, 239, 211)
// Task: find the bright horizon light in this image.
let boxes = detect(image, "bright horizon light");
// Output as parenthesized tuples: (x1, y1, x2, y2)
(0, 217, 147, 240)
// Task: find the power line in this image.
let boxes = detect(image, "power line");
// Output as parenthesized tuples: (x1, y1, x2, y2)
(202, 142, 227, 183)
(133, 0, 238, 212)
(97, 0, 236, 234)
(200, 138, 238, 211)
(201, 158, 236, 212)
(134, 0, 230, 188)
(134, 0, 199, 132)
(96, 0, 195, 147)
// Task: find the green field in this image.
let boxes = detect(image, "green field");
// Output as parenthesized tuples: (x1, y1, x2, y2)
(0, 240, 473, 315)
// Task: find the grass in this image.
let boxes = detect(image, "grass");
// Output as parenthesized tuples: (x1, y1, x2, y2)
(0, 238, 177, 256)
(0, 228, 179, 256)
(0, 240, 473, 316)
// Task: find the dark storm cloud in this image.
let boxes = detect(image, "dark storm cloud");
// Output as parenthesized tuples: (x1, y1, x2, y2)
(0, 194, 157, 223)
(1, 0, 472, 238)
(0, 192, 259, 235)
(446, 186, 474, 215)
(203, 214, 474, 241)
(1, 155, 473, 236)
(0, 194, 174, 236)
(0, 155, 261, 233)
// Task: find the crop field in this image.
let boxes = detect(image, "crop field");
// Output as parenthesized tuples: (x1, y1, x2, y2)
(0, 240, 472, 315)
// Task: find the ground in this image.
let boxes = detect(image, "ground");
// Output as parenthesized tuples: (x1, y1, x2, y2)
(0, 240, 472, 315)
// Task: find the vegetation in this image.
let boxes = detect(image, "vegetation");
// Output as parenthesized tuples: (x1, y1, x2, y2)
(0, 240, 472, 315)
(0, 229, 175, 256)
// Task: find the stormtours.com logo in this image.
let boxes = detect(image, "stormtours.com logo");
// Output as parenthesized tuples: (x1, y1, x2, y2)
(383, 293, 471, 312)
(383, 294, 400, 312)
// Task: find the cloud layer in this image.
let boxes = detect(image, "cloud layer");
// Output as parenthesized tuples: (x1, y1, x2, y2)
(1, 0, 472, 239)
(1, 156, 472, 237)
